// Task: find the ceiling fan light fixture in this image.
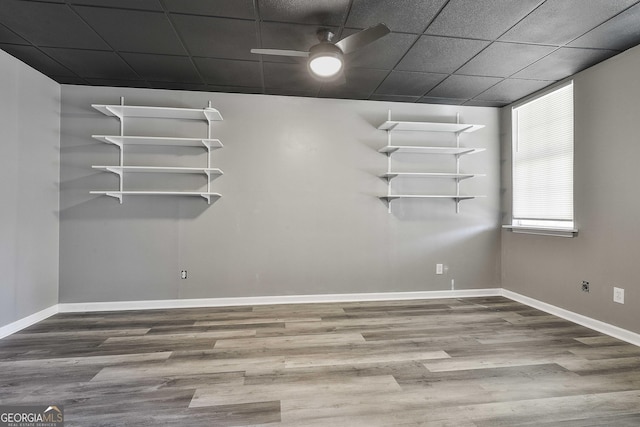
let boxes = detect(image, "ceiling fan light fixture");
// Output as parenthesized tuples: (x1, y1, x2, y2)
(309, 54, 343, 77)
(308, 43, 343, 78)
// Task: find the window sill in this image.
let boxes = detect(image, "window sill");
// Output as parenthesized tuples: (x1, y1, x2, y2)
(502, 225, 578, 238)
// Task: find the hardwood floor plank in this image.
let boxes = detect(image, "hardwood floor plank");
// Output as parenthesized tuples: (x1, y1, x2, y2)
(213, 332, 366, 350)
(284, 349, 450, 368)
(1, 296, 639, 426)
(557, 356, 640, 375)
(466, 389, 640, 426)
(190, 375, 401, 408)
(91, 356, 285, 381)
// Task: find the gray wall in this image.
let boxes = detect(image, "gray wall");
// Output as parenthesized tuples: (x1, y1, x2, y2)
(0, 50, 60, 327)
(502, 44, 640, 334)
(59, 85, 501, 303)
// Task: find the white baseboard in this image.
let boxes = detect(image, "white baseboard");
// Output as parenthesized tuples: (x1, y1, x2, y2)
(0, 305, 59, 339)
(501, 289, 640, 347)
(57, 288, 502, 313)
(4, 289, 640, 349)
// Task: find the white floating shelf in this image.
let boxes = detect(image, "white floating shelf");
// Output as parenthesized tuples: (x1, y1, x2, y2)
(92, 166, 223, 176)
(380, 195, 483, 201)
(378, 121, 484, 133)
(92, 104, 223, 121)
(379, 145, 485, 155)
(92, 135, 223, 149)
(90, 191, 221, 204)
(381, 172, 481, 180)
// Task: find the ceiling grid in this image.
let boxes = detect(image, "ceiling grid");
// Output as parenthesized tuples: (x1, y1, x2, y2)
(1, 0, 639, 105)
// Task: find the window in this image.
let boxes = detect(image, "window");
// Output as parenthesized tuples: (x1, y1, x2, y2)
(510, 82, 575, 234)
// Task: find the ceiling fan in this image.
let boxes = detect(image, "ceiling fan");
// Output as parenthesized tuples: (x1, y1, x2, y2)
(251, 23, 390, 82)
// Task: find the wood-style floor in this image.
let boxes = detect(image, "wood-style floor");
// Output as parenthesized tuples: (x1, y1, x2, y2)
(2, 297, 640, 426)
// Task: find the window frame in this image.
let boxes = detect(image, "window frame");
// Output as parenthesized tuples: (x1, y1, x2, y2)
(504, 81, 578, 238)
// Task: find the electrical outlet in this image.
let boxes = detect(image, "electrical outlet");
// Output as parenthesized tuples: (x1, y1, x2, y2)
(181, 270, 187, 280)
(581, 281, 590, 292)
(613, 287, 624, 304)
(436, 264, 444, 275)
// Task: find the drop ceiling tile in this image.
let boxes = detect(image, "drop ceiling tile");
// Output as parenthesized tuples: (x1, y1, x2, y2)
(121, 53, 202, 83)
(376, 70, 446, 96)
(259, 22, 338, 59)
(513, 47, 618, 81)
(0, 24, 28, 45)
(428, 75, 502, 98)
(464, 99, 509, 107)
(500, 0, 639, 46)
(164, 0, 255, 19)
(341, 30, 417, 70)
(318, 91, 369, 100)
(0, 1, 109, 49)
(457, 42, 557, 77)
(263, 62, 320, 92)
(425, 0, 543, 40)
(369, 94, 420, 103)
(207, 85, 263, 94)
(84, 78, 151, 88)
(266, 87, 318, 97)
(69, 0, 162, 10)
(53, 76, 89, 85)
(259, 0, 350, 26)
(75, 7, 187, 55)
(319, 68, 388, 98)
(475, 78, 553, 102)
(194, 57, 262, 87)
(145, 81, 208, 91)
(170, 14, 257, 60)
(346, 0, 448, 33)
(0, 44, 76, 76)
(570, 3, 640, 51)
(397, 35, 490, 74)
(418, 97, 467, 105)
(42, 48, 139, 79)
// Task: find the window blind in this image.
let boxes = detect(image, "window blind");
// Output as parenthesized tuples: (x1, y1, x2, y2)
(512, 82, 574, 225)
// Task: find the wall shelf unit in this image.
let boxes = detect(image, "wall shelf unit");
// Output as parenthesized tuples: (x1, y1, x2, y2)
(380, 195, 477, 202)
(378, 110, 485, 213)
(378, 121, 484, 133)
(380, 172, 480, 181)
(89, 191, 221, 204)
(92, 166, 223, 176)
(92, 135, 223, 149)
(378, 145, 483, 156)
(92, 104, 222, 121)
(91, 97, 223, 204)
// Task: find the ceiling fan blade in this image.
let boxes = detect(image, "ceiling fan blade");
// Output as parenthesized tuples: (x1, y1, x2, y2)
(250, 48, 310, 58)
(335, 23, 390, 54)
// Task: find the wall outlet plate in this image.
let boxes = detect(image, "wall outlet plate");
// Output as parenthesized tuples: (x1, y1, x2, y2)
(436, 264, 444, 275)
(613, 287, 624, 304)
(181, 270, 187, 280)
(581, 281, 590, 292)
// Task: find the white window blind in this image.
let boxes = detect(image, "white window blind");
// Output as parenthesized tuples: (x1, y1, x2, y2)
(512, 82, 574, 228)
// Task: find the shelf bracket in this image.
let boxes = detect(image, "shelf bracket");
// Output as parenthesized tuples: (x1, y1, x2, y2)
(102, 136, 123, 148)
(200, 193, 221, 205)
(200, 193, 212, 204)
(105, 191, 123, 204)
(382, 197, 392, 213)
(105, 166, 122, 176)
